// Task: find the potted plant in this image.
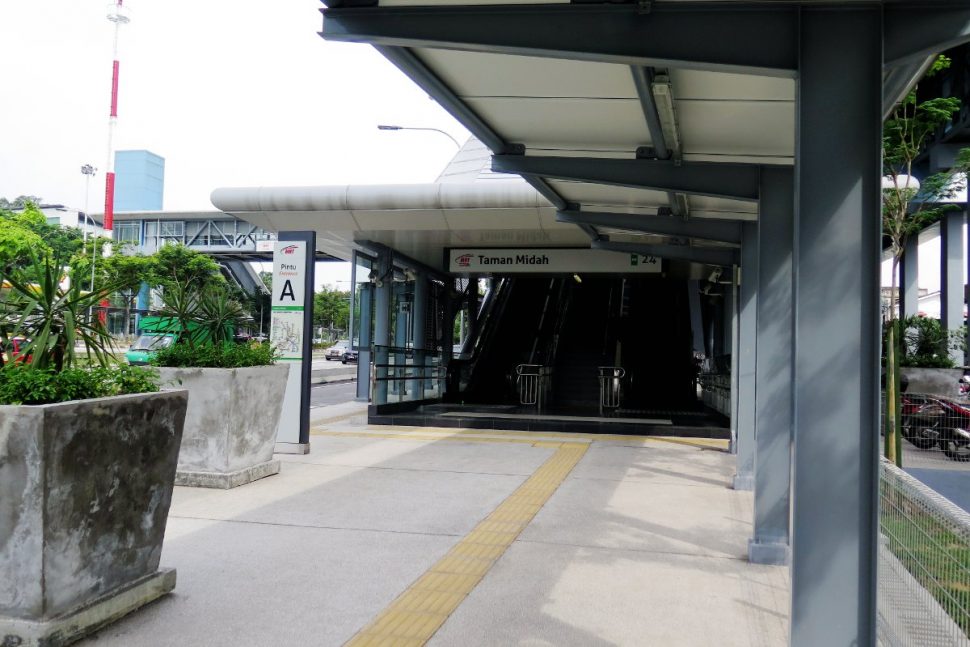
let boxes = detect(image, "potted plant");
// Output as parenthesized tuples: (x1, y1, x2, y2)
(150, 270, 288, 489)
(0, 251, 187, 647)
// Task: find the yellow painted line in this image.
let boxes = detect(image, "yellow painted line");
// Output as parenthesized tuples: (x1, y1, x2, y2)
(310, 410, 367, 427)
(311, 425, 726, 451)
(344, 442, 588, 646)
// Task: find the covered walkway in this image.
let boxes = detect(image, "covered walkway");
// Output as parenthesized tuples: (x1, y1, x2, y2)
(77, 415, 788, 646)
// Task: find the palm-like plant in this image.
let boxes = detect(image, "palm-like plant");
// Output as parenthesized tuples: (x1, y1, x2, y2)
(157, 279, 246, 349)
(0, 252, 119, 370)
(196, 287, 246, 345)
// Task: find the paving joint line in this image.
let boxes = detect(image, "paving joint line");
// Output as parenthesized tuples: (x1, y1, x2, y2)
(278, 460, 540, 478)
(168, 515, 464, 539)
(512, 538, 752, 562)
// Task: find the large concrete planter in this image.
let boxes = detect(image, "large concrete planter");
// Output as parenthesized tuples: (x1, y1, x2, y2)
(901, 367, 965, 398)
(158, 364, 289, 489)
(0, 390, 188, 647)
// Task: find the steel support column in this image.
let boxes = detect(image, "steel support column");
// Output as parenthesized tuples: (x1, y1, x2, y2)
(373, 251, 392, 404)
(941, 209, 965, 365)
(749, 167, 794, 565)
(729, 266, 740, 455)
(410, 274, 428, 400)
(901, 234, 919, 321)
(356, 283, 372, 401)
(791, 9, 881, 646)
(733, 223, 757, 491)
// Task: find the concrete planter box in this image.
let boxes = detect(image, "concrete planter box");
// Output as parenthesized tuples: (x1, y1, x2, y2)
(901, 367, 964, 399)
(158, 364, 289, 489)
(0, 390, 188, 647)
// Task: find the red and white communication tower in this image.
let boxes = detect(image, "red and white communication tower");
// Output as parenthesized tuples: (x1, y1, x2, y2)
(103, 0, 130, 235)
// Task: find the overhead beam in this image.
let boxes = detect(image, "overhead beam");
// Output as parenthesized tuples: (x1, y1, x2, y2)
(630, 66, 670, 161)
(375, 46, 586, 239)
(375, 46, 510, 154)
(885, 5, 970, 67)
(322, 4, 799, 77)
(591, 239, 738, 267)
(558, 209, 742, 245)
(493, 155, 761, 202)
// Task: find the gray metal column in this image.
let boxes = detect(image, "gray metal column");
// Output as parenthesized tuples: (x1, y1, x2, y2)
(791, 9, 881, 646)
(356, 283, 372, 401)
(723, 283, 734, 357)
(901, 234, 919, 321)
(941, 210, 965, 365)
(729, 266, 740, 455)
(732, 223, 757, 490)
(373, 251, 392, 404)
(749, 166, 794, 565)
(410, 275, 428, 400)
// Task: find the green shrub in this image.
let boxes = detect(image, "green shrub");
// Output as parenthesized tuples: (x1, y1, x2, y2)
(150, 341, 277, 369)
(899, 315, 966, 368)
(0, 365, 159, 405)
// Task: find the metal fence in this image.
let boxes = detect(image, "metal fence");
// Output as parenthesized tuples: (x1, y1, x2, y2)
(887, 392, 970, 467)
(878, 459, 970, 646)
(371, 345, 446, 406)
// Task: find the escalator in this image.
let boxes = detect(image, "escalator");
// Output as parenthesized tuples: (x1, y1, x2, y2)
(456, 275, 696, 412)
(551, 278, 619, 409)
(459, 277, 565, 403)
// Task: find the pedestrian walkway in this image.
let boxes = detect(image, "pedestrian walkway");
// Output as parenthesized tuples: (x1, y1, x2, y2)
(78, 418, 790, 646)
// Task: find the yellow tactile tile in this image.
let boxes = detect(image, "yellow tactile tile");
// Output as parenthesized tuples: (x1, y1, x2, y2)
(432, 555, 495, 577)
(393, 589, 467, 615)
(446, 542, 507, 562)
(342, 442, 588, 646)
(410, 571, 483, 595)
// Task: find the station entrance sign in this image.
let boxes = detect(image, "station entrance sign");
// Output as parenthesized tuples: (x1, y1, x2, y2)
(448, 248, 661, 274)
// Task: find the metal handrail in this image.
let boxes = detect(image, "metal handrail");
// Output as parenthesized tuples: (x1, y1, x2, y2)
(515, 363, 552, 408)
(598, 366, 625, 414)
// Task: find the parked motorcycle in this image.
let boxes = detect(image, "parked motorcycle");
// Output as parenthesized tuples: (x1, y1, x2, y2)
(901, 393, 970, 460)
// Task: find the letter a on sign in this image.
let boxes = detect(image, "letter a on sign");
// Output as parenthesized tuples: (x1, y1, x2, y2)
(279, 280, 296, 302)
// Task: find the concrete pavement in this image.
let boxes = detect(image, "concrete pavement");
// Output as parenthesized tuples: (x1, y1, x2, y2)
(78, 418, 789, 646)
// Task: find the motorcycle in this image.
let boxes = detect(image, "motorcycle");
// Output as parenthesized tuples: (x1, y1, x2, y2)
(901, 393, 970, 460)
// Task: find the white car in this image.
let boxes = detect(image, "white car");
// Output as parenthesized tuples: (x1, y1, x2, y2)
(325, 340, 350, 360)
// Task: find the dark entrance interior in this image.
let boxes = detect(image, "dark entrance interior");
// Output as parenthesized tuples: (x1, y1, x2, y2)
(361, 275, 728, 437)
(460, 275, 698, 412)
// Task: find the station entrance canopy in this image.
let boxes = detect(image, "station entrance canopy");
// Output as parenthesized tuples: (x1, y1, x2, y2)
(305, 1, 970, 646)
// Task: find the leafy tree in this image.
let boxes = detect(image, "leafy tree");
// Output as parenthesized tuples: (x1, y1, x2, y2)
(313, 287, 350, 337)
(0, 202, 86, 272)
(882, 55, 970, 465)
(0, 209, 47, 270)
(884, 56, 970, 319)
(0, 195, 43, 210)
(150, 243, 223, 291)
(101, 250, 155, 338)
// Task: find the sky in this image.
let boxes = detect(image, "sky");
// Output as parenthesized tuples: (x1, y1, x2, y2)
(0, 1, 469, 287)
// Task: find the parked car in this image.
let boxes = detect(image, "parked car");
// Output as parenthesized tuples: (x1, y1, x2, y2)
(341, 348, 359, 364)
(326, 340, 350, 361)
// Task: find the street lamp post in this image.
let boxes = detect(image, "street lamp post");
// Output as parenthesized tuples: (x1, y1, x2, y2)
(377, 124, 462, 151)
(80, 164, 97, 245)
(81, 165, 100, 322)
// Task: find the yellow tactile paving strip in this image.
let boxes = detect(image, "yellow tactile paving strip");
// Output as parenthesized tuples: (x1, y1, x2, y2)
(343, 442, 588, 647)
